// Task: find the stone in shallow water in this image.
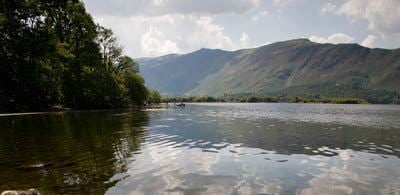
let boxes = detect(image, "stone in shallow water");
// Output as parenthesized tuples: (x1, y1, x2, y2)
(16, 162, 53, 171)
(1, 189, 40, 195)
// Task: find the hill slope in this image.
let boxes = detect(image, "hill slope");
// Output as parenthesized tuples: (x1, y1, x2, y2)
(137, 39, 400, 102)
(137, 49, 234, 95)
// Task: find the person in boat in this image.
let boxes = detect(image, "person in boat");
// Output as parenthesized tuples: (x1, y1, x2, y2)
(177, 99, 185, 107)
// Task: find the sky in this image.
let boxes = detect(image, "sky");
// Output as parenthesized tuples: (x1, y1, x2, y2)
(83, 0, 400, 58)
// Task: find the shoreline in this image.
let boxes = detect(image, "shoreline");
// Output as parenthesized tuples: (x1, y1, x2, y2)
(1, 102, 399, 116)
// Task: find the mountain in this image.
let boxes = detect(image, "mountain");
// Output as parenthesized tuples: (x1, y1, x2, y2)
(137, 49, 234, 95)
(137, 39, 400, 103)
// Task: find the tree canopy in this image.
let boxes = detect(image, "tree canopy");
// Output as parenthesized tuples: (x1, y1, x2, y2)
(0, 0, 150, 112)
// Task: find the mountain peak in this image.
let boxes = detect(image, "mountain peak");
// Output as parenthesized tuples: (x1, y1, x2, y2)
(139, 38, 400, 102)
(189, 48, 227, 56)
(198, 48, 223, 52)
(277, 38, 312, 45)
(288, 38, 311, 42)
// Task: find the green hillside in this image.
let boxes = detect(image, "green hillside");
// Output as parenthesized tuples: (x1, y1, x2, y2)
(137, 48, 234, 95)
(138, 39, 400, 103)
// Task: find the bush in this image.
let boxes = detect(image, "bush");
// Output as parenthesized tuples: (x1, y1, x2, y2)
(148, 90, 162, 104)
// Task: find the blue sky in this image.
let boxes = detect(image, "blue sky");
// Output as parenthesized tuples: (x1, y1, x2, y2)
(83, 0, 400, 58)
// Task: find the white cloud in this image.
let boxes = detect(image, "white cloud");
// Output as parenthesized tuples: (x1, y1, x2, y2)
(95, 14, 237, 57)
(83, 0, 260, 16)
(240, 33, 250, 48)
(361, 35, 377, 48)
(260, 10, 268, 16)
(309, 33, 355, 44)
(321, 2, 337, 14)
(84, 0, 400, 57)
(252, 10, 268, 22)
(272, 0, 296, 6)
(322, 0, 400, 38)
(189, 16, 236, 50)
(141, 26, 181, 57)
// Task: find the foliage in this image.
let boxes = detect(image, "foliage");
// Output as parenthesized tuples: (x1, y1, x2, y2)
(125, 71, 148, 105)
(0, 0, 153, 112)
(287, 96, 365, 104)
(148, 90, 162, 104)
(161, 95, 373, 104)
(243, 96, 277, 103)
(162, 96, 277, 103)
(266, 82, 399, 104)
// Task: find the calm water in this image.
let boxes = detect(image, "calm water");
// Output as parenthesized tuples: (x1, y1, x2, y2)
(0, 103, 400, 194)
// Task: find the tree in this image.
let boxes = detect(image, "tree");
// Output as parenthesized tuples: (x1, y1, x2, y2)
(125, 71, 148, 105)
(118, 56, 139, 73)
(0, 0, 154, 112)
(96, 26, 122, 74)
(148, 90, 162, 104)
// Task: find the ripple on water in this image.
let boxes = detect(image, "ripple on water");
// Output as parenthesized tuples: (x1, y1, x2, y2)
(1, 104, 400, 194)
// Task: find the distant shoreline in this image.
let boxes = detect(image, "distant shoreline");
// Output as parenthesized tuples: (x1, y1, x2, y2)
(162, 96, 383, 104)
(2, 102, 399, 116)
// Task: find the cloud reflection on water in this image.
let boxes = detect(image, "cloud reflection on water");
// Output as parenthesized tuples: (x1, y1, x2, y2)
(106, 103, 400, 194)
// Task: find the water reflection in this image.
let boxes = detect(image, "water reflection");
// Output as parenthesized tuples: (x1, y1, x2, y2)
(0, 103, 399, 194)
(107, 104, 400, 195)
(0, 110, 149, 194)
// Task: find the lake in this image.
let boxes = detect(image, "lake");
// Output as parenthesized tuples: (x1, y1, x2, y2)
(0, 103, 399, 194)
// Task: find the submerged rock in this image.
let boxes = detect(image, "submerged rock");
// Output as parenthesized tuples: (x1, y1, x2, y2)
(1, 188, 40, 195)
(16, 162, 53, 171)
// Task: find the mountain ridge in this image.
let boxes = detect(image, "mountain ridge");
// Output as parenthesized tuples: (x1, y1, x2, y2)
(136, 39, 400, 103)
